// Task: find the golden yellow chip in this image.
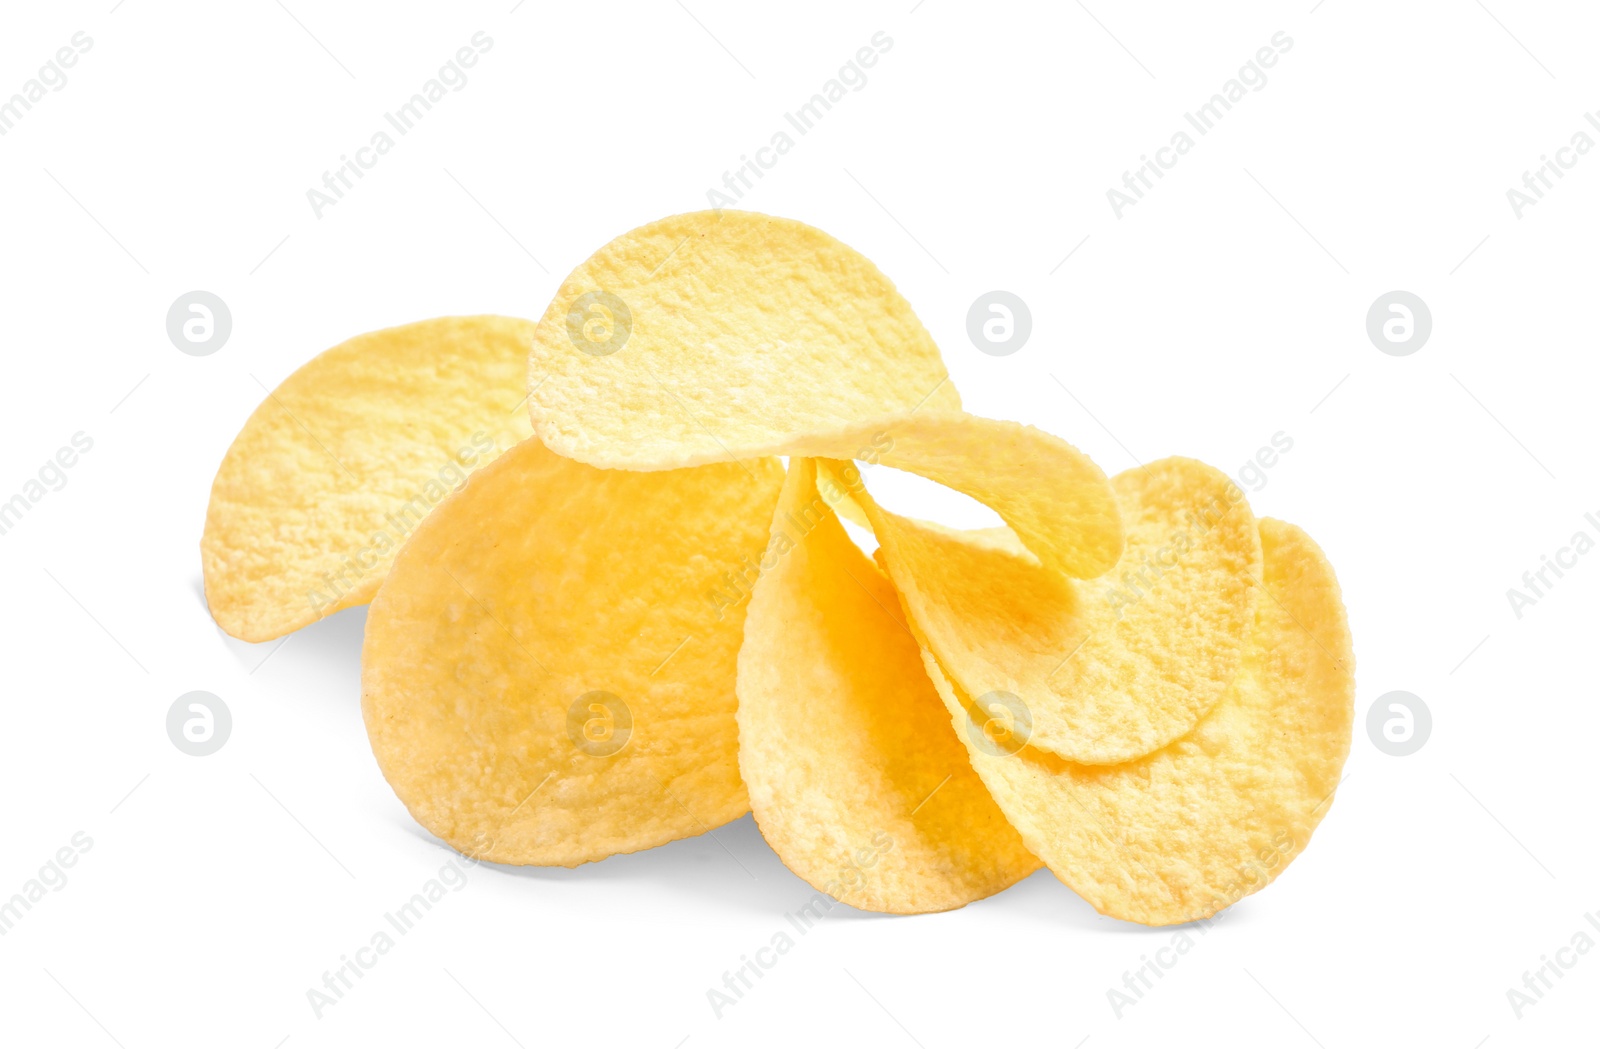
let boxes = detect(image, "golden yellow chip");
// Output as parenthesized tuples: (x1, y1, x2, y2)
(205, 205, 1360, 923)
(861, 457, 1259, 764)
(736, 459, 1040, 913)
(789, 412, 1122, 580)
(202, 316, 533, 642)
(528, 210, 961, 470)
(922, 518, 1354, 925)
(362, 437, 783, 866)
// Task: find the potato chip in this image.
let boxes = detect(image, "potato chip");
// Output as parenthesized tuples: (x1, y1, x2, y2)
(202, 316, 533, 642)
(788, 412, 1122, 580)
(205, 205, 1357, 923)
(921, 518, 1354, 925)
(860, 457, 1259, 764)
(527, 210, 961, 470)
(362, 437, 783, 866)
(736, 459, 1040, 913)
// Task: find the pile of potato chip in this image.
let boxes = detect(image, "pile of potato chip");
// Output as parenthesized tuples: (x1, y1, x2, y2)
(203, 211, 1353, 925)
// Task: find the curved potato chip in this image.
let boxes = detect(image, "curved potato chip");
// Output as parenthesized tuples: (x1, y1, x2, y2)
(530, 210, 1122, 578)
(922, 517, 1354, 925)
(736, 459, 1040, 914)
(860, 457, 1259, 764)
(528, 210, 961, 470)
(789, 412, 1121, 579)
(362, 437, 783, 867)
(202, 316, 533, 642)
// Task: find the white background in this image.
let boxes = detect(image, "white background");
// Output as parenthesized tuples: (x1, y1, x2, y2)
(1, 0, 1596, 1045)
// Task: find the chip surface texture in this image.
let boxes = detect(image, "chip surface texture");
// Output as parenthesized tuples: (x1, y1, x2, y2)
(528, 210, 961, 470)
(864, 457, 1259, 764)
(923, 517, 1354, 925)
(202, 316, 533, 642)
(737, 459, 1040, 913)
(362, 437, 783, 866)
